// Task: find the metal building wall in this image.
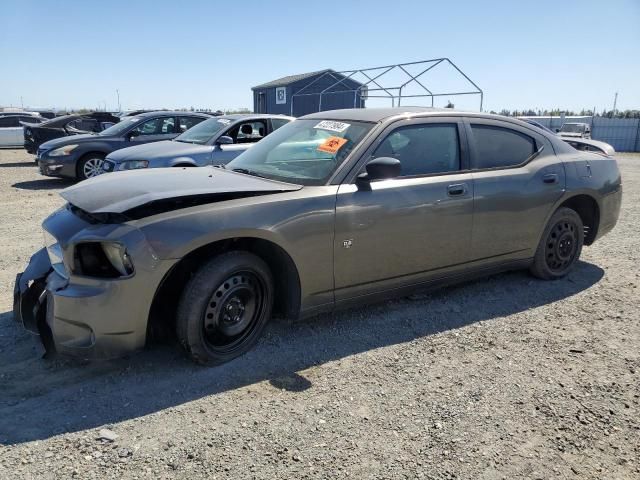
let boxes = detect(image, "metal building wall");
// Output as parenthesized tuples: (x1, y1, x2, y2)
(523, 116, 640, 152)
(253, 73, 364, 117)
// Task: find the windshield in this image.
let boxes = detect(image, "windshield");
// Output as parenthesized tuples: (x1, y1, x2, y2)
(560, 124, 586, 133)
(98, 117, 140, 136)
(174, 117, 230, 144)
(227, 119, 374, 186)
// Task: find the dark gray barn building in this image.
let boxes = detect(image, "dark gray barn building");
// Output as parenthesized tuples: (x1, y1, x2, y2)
(252, 69, 366, 117)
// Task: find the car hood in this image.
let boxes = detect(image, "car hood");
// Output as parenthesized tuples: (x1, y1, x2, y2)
(60, 166, 302, 214)
(40, 133, 99, 150)
(106, 140, 213, 162)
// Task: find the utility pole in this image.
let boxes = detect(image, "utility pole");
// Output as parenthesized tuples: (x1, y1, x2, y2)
(116, 89, 121, 112)
(612, 92, 618, 114)
(20, 96, 24, 109)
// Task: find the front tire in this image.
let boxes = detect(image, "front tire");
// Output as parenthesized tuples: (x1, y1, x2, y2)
(530, 207, 584, 280)
(77, 153, 105, 180)
(176, 251, 274, 365)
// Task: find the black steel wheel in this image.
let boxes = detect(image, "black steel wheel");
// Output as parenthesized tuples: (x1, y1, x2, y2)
(531, 207, 584, 280)
(176, 251, 273, 365)
(202, 271, 267, 353)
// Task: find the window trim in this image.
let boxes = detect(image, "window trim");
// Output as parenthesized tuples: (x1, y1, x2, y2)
(464, 118, 545, 172)
(340, 117, 470, 185)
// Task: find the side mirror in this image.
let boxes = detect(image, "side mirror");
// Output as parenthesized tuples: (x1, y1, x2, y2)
(216, 135, 233, 146)
(127, 130, 140, 140)
(356, 157, 401, 191)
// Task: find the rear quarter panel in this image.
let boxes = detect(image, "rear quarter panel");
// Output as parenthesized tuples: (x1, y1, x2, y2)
(559, 150, 622, 240)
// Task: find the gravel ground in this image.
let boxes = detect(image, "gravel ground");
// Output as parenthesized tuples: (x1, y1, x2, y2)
(0, 149, 638, 479)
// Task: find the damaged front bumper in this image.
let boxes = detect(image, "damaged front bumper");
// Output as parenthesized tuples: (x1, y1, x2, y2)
(14, 206, 176, 360)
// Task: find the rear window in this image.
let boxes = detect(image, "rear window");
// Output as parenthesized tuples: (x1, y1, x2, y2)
(470, 125, 536, 169)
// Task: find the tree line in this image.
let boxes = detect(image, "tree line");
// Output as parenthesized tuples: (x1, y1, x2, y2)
(487, 109, 640, 119)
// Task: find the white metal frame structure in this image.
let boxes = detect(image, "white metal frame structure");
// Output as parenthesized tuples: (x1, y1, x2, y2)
(290, 58, 483, 115)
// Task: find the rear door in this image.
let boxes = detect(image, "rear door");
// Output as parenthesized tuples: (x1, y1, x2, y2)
(0, 116, 21, 145)
(466, 119, 565, 263)
(334, 117, 474, 300)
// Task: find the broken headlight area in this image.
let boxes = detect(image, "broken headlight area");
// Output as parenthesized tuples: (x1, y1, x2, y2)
(73, 242, 134, 278)
(44, 229, 68, 279)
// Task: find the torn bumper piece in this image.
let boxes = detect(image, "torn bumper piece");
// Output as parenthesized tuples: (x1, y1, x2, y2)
(13, 247, 154, 360)
(13, 248, 56, 355)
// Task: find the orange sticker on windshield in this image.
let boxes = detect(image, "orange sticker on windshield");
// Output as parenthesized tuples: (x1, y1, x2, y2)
(317, 136, 348, 154)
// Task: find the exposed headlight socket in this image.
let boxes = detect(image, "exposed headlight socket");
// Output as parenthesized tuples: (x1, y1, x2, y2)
(73, 242, 134, 278)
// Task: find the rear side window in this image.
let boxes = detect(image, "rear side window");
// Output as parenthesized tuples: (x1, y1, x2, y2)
(178, 116, 206, 133)
(373, 123, 460, 176)
(19, 116, 42, 124)
(271, 118, 290, 131)
(470, 125, 536, 169)
(0, 116, 20, 127)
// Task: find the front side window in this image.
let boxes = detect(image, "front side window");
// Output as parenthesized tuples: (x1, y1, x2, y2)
(227, 119, 374, 186)
(470, 124, 536, 169)
(132, 117, 176, 135)
(178, 116, 206, 133)
(225, 121, 267, 144)
(373, 123, 460, 176)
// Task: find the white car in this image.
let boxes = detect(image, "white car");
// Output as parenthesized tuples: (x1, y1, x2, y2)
(0, 113, 44, 147)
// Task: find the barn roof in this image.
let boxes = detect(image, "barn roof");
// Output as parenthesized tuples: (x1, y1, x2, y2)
(251, 69, 362, 90)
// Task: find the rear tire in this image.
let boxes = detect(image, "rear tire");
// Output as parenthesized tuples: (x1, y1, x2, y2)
(77, 153, 106, 180)
(176, 251, 274, 365)
(530, 207, 584, 280)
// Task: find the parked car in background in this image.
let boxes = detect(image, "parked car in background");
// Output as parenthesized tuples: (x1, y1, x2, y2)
(15, 108, 621, 365)
(518, 117, 556, 135)
(24, 112, 121, 153)
(0, 113, 44, 147)
(37, 111, 210, 180)
(557, 122, 591, 139)
(102, 114, 293, 173)
(563, 137, 615, 156)
(519, 118, 614, 156)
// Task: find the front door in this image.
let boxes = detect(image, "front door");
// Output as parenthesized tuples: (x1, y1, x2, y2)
(334, 119, 474, 301)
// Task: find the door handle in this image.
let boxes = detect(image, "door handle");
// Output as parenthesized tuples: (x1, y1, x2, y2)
(543, 173, 559, 184)
(447, 183, 467, 196)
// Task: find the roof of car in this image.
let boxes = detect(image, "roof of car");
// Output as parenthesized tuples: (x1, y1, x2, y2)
(133, 111, 211, 118)
(215, 114, 294, 121)
(302, 107, 496, 122)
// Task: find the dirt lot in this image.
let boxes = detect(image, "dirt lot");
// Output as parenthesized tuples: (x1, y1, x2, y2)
(0, 149, 638, 479)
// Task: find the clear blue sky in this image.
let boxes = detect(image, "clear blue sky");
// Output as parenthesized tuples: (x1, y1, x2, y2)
(1, 0, 638, 113)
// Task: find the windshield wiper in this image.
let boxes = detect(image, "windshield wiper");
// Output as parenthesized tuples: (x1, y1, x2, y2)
(231, 168, 267, 178)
